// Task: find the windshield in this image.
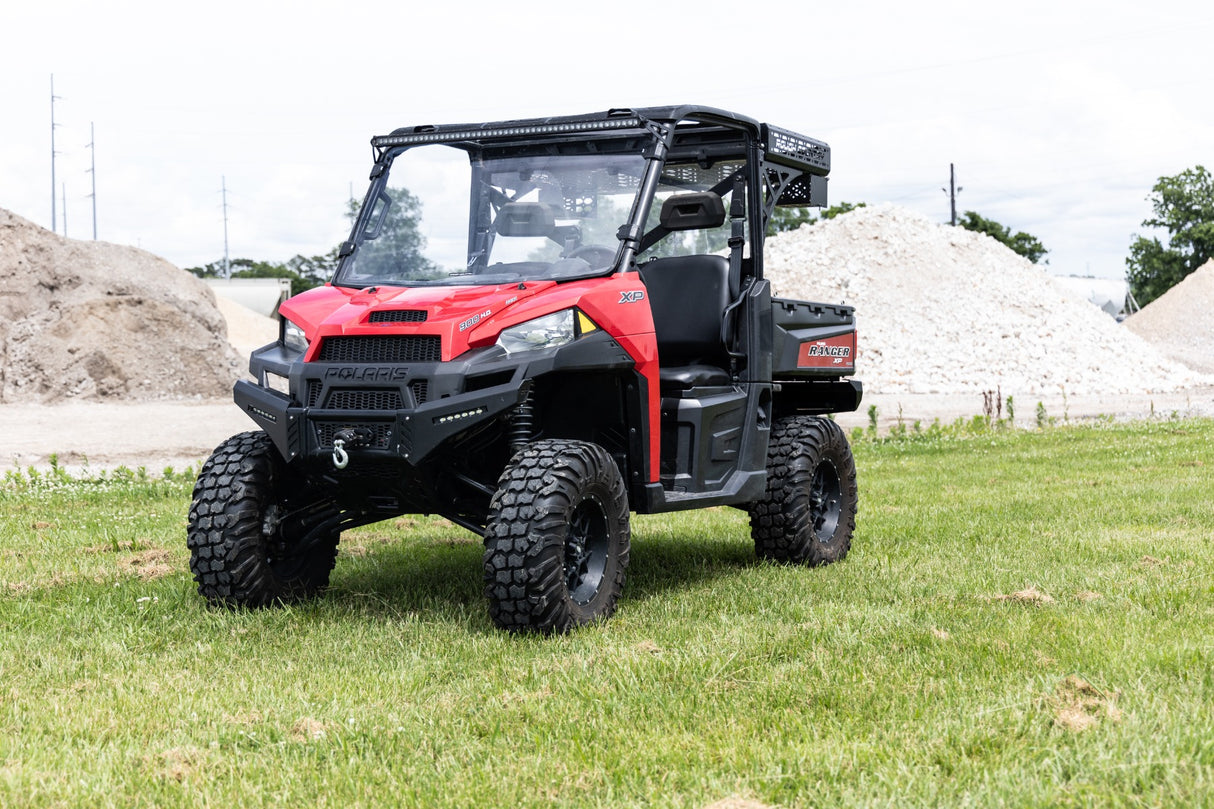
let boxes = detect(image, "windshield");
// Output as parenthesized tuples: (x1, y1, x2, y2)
(334, 145, 647, 287)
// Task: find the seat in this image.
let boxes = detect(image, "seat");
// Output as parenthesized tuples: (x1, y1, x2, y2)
(638, 254, 737, 392)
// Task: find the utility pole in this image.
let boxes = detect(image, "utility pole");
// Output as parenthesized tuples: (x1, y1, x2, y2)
(942, 163, 962, 226)
(86, 122, 97, 239)
(222, 176, 231, 279)
(50, 75, 62, 234)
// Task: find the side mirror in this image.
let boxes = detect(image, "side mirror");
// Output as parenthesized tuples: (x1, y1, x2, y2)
(658, 192, 726, 231)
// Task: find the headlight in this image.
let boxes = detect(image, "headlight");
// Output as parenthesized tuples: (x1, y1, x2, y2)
(495, 310, 575, 354)
(282, 318, 309, 354)
(263, 371, 291, 396)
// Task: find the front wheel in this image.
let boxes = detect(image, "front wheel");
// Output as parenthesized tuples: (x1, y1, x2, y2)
(483, 440, 630, 633)
(187, 431, 339, 607)
(749, 416, 857, 565)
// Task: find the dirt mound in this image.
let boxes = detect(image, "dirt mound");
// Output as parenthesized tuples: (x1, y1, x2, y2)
(0, 207, 242, 403)
(763, 205, 1208, 396)
(1124, 259, 1214, 374)
(215, 295, 279, 363)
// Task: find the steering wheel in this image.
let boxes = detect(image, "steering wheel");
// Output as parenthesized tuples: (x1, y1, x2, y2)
(565, 244, 617, 268)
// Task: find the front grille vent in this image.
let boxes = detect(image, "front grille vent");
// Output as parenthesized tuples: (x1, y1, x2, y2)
(370, 309, 428, 323)
(409, 380, 429, 406)
(325, 390, 404, 411)
(318, 336, 441, 363)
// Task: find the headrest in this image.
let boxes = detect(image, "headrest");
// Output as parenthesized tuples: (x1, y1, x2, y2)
(658, 192, 726, 231)
(494, 202, 555, 237)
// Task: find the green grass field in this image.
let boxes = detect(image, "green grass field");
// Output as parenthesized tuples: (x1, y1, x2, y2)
(2, 419, 1212, 808)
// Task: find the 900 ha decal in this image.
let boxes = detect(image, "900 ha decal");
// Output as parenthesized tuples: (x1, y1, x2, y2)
(459, 309, 492, 331)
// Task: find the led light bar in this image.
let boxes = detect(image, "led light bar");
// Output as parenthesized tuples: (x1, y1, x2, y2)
(435, 407, 487, 425)
(372, 117, 642, 149)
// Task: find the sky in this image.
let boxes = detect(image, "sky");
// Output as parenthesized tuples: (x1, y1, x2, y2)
(1, 0, 1211, 280)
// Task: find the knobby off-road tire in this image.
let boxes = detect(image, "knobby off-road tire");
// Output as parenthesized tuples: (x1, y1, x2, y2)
(187, 431, 339, 607)
(483, 440, 630, 634)
(749, 416, 857, 565)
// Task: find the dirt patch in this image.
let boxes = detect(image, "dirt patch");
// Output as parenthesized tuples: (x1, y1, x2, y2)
(992, 586, 1055, 605)
(291, 717, 330, 742)
(703, 799, 777, 809)
(142, 747, 203, 782)
(120, 548, 175, 580)
(1049, 675, 1122, 732)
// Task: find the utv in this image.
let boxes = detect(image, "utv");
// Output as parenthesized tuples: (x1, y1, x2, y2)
(187, 105, 862, 633)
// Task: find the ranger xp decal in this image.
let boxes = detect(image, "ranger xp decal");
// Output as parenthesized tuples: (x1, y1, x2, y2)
(797, 333, 856, 370)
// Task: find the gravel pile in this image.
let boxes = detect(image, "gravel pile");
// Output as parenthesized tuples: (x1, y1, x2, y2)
(763, 205, 1208, 396)
(0, 207, 243, 403)
(1123, 259, 1214, 375)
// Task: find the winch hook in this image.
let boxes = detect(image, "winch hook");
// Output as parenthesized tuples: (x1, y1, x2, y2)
(332, 438, 349, 470)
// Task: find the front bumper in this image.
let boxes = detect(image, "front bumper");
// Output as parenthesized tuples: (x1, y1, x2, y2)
(234, 331, 634, 466)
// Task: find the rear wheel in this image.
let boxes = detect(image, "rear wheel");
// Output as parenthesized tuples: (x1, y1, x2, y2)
(187, 431, 339, 607)
(749, 416, 857, 565)
(483, 440, 630, 633)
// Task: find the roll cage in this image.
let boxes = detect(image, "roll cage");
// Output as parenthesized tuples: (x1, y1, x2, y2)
(334, 106, 831, 288)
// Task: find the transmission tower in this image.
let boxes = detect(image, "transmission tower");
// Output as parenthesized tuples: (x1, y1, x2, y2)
(50, 75, 62, 234)
(86, 122, 97, 240)
(222, 176, 231, 279)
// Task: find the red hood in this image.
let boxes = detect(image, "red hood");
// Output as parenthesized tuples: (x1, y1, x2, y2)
(279, 282, 557, 361)
(279, 276, 656, 362)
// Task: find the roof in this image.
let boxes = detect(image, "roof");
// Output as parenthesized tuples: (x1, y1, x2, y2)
(371, 106, 830, 177)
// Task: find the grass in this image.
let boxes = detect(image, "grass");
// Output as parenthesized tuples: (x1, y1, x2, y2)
(1, 419, 1212, 807)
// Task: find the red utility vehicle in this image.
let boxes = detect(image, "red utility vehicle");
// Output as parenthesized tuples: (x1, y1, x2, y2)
(187, 106, 861, 632)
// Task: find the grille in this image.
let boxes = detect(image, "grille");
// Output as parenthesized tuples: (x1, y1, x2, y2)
(315, 422, 394, 450)
(307, 380, 323, 407)
(325, 389, 404, 410)
(409, 380, 429, 406)
(370, 309, 427, 323)
(318, 336, 441, 363)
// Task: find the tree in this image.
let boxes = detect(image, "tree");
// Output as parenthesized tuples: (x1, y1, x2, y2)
(958, 211, 1048, 264)
(185, 253, 335, 297)
(1125, 165, 1214, 306)
(347, 185, 439, 279)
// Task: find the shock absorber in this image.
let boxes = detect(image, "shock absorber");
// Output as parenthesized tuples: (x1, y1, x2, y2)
(509, 386, 535, 454)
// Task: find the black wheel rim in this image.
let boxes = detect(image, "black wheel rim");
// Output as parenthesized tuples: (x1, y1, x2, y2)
(809, 460, 842, 543)
(565, 497, 610, 605)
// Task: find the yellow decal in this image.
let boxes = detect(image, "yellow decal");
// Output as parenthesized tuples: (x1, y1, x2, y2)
(576, 311, 598, 336)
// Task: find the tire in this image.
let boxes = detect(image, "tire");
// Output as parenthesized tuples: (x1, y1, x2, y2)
(483, 440, 630, 633)
(749, 416, 857, 565)
(187, 431, 339, 607)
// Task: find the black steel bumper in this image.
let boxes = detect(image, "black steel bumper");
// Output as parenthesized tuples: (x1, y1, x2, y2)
(235, 331, 635, 466)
